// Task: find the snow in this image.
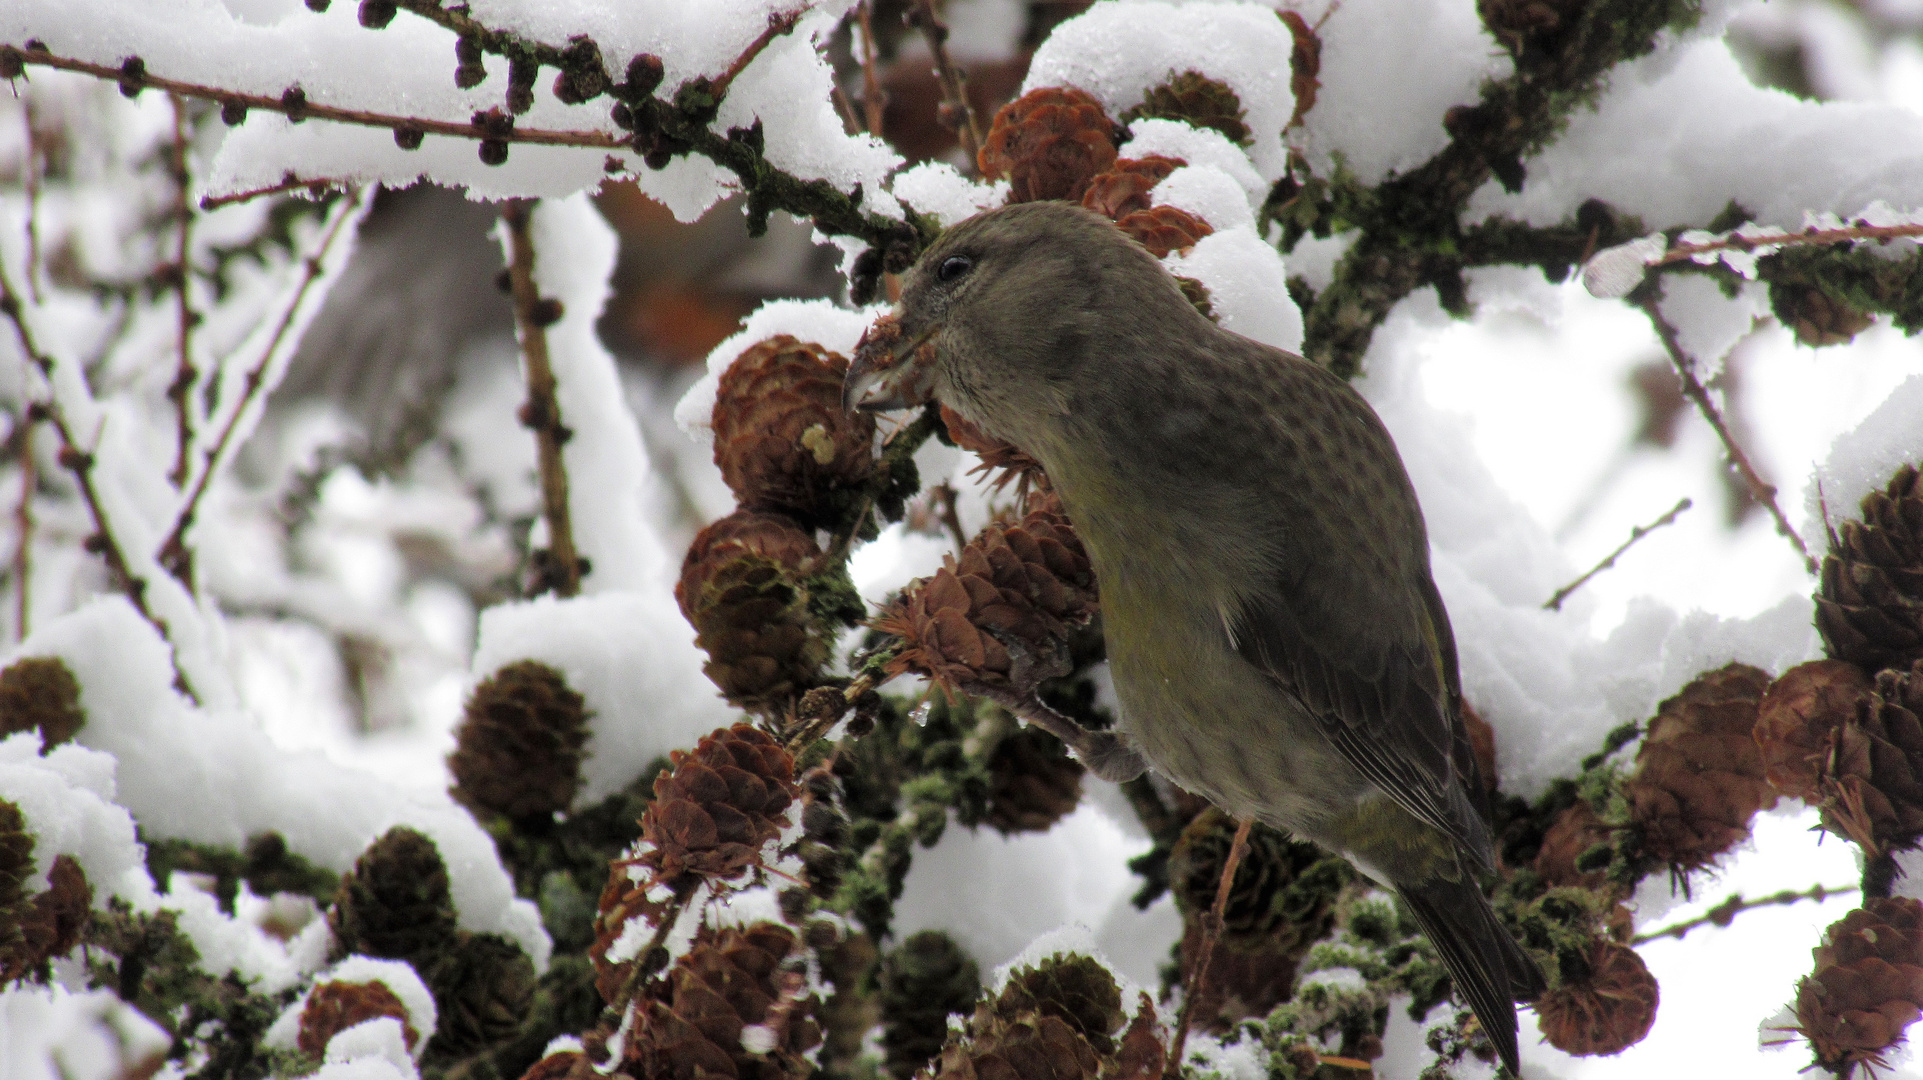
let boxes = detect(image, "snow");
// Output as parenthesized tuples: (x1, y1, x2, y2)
(1809, 372, 1923, 555)
(1023, 1, 1297, 182)
(1657, 274, 1770, 373)
(1162, 226, 1304, 352)
(891, 162, 1009, 229)
(0, 735, 142, 900)
(0, 985, 170, 1080)
(1121, 119, 1268, 205)
(262, 955, 438, 1060)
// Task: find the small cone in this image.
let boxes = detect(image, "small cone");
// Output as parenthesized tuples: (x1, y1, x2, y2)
(940, 403, 1047, 499)
(993, 952, 1126, 1056)
(878, 930, 983, 1079)
(1, 852, 90, 983)
(1816, 463, 1923, 673)
(1623, 663, 1777, 874)
(1791, 896, 1923, 1074)
(978, 87, 1120, 204)
(1120, 70, 1252, 146)
(875, 501, 1097, 696)
(984, 725, 1085, 835)
(1079, 156, 1185, 221)
(1828, 660, 1923, 856)
(1534, 939, 1659, 1056)
(626, 922, 822, 1078)
(328, 826, 460, 968)
(711, 335, 877, 525)
(1755, 660, 1875, 802)
(1114, 204, 1212, 258)
(1784, 286, 1875, 347)
(298, 979, 419, 1057)
(448, 660, 591, 823)
(932, 1011, 1102, 1080)
(1533, 800, 1615, 893)
(0, 656, 86, 751)
(427, 932, 537, 1056)
(677, 510, 832, 710)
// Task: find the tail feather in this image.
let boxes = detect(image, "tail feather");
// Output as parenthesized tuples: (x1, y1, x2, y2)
(1398, 876, 1544, 1076)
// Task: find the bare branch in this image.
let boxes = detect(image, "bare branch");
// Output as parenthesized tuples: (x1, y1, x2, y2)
(855, 1, 886, 137)
(908, 0, 984, 160)
(1637, 298, 1818, 575)
(1654, 221, 1923, 269)
(1545, 496, 1692, 611)
(11, 413, 35, 641)
(197, 172, 348, 212)
(1632, 883, 1856, 944)
(165, 94, 199, 489)
(499, 199, 584, 599)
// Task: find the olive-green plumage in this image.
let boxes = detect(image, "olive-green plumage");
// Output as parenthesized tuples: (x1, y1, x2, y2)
(847, 201, 1544, 1073)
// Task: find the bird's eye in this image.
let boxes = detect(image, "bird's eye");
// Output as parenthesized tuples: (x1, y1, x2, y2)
(937, 255, 973, 283)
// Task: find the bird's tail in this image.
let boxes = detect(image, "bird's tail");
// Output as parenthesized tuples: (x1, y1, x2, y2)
(1397, 874, 1545, 1076)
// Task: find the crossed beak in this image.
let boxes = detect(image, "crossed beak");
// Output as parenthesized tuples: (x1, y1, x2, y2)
(842, 315, 942, 414)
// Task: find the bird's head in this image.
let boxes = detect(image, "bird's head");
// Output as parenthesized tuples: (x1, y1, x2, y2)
(842, 201, 1200, 453)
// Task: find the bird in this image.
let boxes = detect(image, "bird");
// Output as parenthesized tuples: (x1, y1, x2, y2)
(842, 200, 1545, 1073)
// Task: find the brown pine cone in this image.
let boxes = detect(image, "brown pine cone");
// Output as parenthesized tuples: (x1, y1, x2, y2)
(1534, 939, 1659, 1056)
(994, 952, 1127, 1056)
(1783, 286, 1875, 347)
(635, 724, 797, 891)
(1534, 800, 1615, 892)
(1792, 896, 1923, 1073)
(1120, 71, 1252, 146)
(1, 853, 90, 983)
(298, 979, 420, 1057)
(1817, 463, 1923, 672)
(677, 510, 832, 710)
(448, 660, 590, 823)
(518, 1051, 591, 1080)
(879, 930, 982, 1080)
(426, 932, 537, 1056)
(1168, 808, 1348, 1025)
(1624, 663, 1777, 874)
(978, 86, 1121, 204)
(0, 656, 86, 751)
(874, 502, 1097, 696)
(1114, 205, 1213, 258)
(984, 725, 1085, 835)
(328, 827, 460, 968)
(628, 922, 822, 1080)
(1826, 660, 1923, 855)
(1079, 156, 1185, 221)
(711, 335, 876, 525)
(931, 1011, 1103, 1080)
(1755, 660, 1875, 802)
(940, 403, 1047, 498)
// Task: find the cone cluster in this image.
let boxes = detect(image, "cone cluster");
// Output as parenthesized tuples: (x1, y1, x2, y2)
(625, 922, 823, 1080)
(1790, 896, 1923, 1074)
(1533, 938, 1660, 1057)
(298, 979, 420, 1057)
(448, 660, 590, 823)
(0, 656, 86, 751)
(1622, 662, 1777, 874)
(928, 953, 1163, 1080)
(677, 510, 834, 710)
(1818, 464, 1923, 674)
(978, 86, 1120, 204)
(1784, 286, 1876, 347)
(874, 498, 1097, 696)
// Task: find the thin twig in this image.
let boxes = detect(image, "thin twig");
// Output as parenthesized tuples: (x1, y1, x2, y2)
(1632, 883, 1856, 944)
(1638, 299, 1817, 574)
(197, 172, 348, 212)
(932, 481, 967, 550)
(1166, 818, 1252, 1077)
(0, 263, 185, 691)
(11, 412, 34, 641)
(20, 97, 41, 305)
(155, 190, 365, 589)
(855, 1, 886, 137)
(1544, 496, 1692, 610)
(6, 45, 627, 150)
(1653, 221, 1923, 268)
(908, 0, 984, 159)
(499, 199, 584, 599)
(165, 95, 198, 488)
(707, 9, 809, 103)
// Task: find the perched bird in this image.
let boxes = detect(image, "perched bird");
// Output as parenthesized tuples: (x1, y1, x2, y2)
(844, 201, 1545, 1072)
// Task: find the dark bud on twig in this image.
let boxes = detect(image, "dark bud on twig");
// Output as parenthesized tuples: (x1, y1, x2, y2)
(219, 99, 248, 126)
(553, 36, 609, 104)
(55, 446, 92, 471)
(304, 0, 330, 10)
(478, 139, 509, 165)
(472, 107, 514, 138)
(281, 86, 309, 123)
(849, 247, 885, 306)
(622, 53, 665, 99)
(0, 47, 23, 81)
(81, 534, 106, 554)
(493, 268, 513, 294)
(506, 55, 539, 115)
(356, 0, 396, 29)
(609, 102, 634, 129)
(454, 35, 486, 89)
(530, 297, 565, 327)
(116, 56, 146, 98)
(643, 145, 674, 170)
(392, 124, 423, 150)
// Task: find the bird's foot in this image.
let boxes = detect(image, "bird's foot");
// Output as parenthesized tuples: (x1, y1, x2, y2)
(960, 680, 1148, 783)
